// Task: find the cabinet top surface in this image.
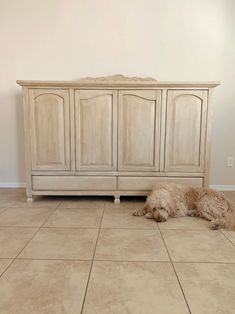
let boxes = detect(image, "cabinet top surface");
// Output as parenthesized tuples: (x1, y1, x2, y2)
(16, 74, 220, 88)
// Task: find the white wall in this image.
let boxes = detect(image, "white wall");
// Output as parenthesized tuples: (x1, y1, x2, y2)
(0, 0, 234, 186)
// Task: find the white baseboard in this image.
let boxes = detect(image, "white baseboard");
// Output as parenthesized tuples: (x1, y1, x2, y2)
(210, 185, 235, 191)
(0, 182, 26, 188)
(0, 182, 234, 191)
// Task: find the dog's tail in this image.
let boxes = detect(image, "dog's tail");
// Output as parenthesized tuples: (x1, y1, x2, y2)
(224, 200, 235, 230)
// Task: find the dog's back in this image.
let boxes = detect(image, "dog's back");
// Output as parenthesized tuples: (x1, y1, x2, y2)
(153, 182, 195, 205)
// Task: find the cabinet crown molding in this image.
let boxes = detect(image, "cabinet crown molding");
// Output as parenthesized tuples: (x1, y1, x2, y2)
(78, 74, 158, 81)
(16, 75, 220, 88)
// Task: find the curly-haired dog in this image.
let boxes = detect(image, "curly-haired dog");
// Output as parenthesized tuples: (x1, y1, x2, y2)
(133, 183, 235, 230)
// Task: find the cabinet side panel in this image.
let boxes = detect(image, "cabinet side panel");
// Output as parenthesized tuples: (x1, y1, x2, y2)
(204, 88, 213, 187)
(22, 87, 32, 197)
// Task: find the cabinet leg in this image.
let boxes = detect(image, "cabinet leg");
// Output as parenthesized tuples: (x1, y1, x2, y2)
(114, 196, 120, 204)
(27, 197, 34, 203)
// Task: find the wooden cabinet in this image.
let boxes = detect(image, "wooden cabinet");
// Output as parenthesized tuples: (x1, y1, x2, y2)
(17, 75, 219, 202)
(29, 89, 71, 171)
(165, 90, 208, 173)
(118, 90, 161, 171)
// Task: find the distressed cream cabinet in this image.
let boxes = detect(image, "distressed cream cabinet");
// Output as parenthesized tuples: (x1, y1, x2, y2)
(17, 75, 219, 203)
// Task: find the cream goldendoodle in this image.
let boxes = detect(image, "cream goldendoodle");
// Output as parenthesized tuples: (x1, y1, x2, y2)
(133, 183, 235, 230)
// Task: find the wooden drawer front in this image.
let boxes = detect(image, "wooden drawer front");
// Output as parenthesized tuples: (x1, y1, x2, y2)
(33, 176, 117, 191)
(118, 177, 203, 190)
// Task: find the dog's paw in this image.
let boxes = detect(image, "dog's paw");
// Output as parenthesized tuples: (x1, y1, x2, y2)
(210, 221, 221, 230)
(133, 209, 142, 216)
(187, 210, 196, 217)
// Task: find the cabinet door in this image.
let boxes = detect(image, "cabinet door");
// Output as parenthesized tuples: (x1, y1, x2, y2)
(29, 89, 71, 171)
(118, 90, 161, 171)
(165, 90, 208, 172)
(75, 90, 117, 171)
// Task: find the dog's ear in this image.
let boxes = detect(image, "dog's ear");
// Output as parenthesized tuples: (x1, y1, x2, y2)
(160, 197, 174, 213)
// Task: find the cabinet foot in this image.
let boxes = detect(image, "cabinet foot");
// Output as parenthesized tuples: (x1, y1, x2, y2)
(114, 196, 120, 204)
(27, 197, 34, 203)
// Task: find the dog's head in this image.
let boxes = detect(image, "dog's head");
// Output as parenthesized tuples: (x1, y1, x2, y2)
(145, 188, 174, 221)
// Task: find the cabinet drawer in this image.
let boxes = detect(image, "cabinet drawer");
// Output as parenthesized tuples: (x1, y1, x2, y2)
(118, 177, 203, 190)
(33, 176, 117, 191)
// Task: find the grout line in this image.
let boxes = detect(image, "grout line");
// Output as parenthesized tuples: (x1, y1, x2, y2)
(15, 257, 93, 262)
(56, 207, 105, 210)
(0, 207, 11, 215)
(40, 226, 101, 229)
(157, 227, 211, 231)
(100, 226, 157, 230)
(80, 204, 105, 314)
(157, 225, 192, 314)
(10, 225, 216, 231)
(0, 201, 61, 280)
(171, 260, 235, 265)
(14, 257, 170, 263)
(219, 229, 235, 248)
(39, 203, 63, 228)
(0, 201, 18, 213)
(0, 225, 42, 229)
(0, 227, 41, 279)
(2, 257, 235, 264)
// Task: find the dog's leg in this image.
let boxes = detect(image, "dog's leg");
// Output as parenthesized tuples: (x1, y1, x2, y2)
(187, 209, 197, 217)
(133, 206, 147, 216)
(199, 211, 224, 230)
(199, 211, 214, 222)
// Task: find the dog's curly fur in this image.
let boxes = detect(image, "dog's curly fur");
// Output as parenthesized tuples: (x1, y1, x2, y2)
(133, 183, 235, 230)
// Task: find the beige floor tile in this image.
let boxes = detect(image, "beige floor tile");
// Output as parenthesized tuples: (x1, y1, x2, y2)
(45, 208, 103, 228)
(221, 191, 235, 199)
(59, 197, 106, 209)
(222, 230, 235, 245)
(83, 261, 189, 314)
(162, 230, 235, 262)
(158, 217, 210, 230)
(0, 227, 37, 258)
(19, 228, 98, 260)
(0, 208, 7, 215)
(105, 199, 146, 210)
(0, 207, 54, 227)
(101, 208, 157, 229)
(0, 199, 16, 208)
(95, 229, 169, 261)
(0, 259, 12, 275)
(222, 193, 235, 203)
(0, 188, 25, 196)
(12, 197, 61, 208)
(175, 262, 235, 314)
(0, 259, 91, 314)
(0, 190, 25, 205)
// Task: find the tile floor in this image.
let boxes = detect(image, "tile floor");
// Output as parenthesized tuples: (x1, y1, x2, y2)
(0, 189, 235, 313)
